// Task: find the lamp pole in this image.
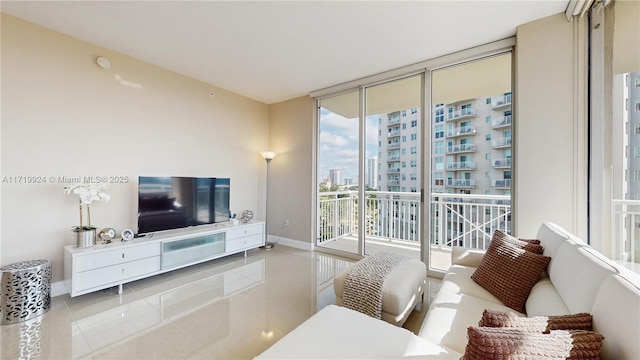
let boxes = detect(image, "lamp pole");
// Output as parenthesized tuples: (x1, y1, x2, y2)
(260, 151, 277, 249)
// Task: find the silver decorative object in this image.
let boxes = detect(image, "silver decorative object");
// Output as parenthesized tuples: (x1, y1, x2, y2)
(0, 259, 51, 325)
(240, 210, 254, 223)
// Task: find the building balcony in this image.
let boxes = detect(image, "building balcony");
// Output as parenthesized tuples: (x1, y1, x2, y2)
(318, 191, 512, 269)
(446, 161, 476, 171)
(492, 158, 512, 169)
(388, 130, 401, 138)
(446, 108, 477, 121)
(492, 179, 512, 189)
(492, 137, 512, 149)
(388, 117, 401, 125)
(388, 143, 401, 149)
(387, 168, 401, 174)
(491, 115, 512, 129)
(446, 126, 477, 138)
(492, 94, 512, 110)
(446, 178, 476, 188)
(387, 180, 400, 186)
(446, 143, 477, 154)
(387, 155, 401, 161)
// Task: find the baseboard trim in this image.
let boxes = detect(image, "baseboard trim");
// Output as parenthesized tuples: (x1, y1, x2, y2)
(268, 235, 314, 251)
(51, 281, 67, 297)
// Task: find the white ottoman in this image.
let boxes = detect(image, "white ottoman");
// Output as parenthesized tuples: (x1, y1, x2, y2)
(334, 257, 427, 326)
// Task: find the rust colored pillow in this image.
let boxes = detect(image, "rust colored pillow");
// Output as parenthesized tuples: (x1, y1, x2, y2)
(478, 309, 593, 333)
(461, 326, 604, 360)
(471, 238, 551, 312)
(493, 229, 544, 254)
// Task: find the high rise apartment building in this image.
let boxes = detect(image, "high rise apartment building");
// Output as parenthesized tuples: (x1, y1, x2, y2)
(329, 169, 342, 187)
(626, 72, 640, 200)
(376, 93, 513, 196)
(366, 157, 378, 189)
(377, 108, 421, 193)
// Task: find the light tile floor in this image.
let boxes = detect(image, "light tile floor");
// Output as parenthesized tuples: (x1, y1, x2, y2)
(1, 246, 440, 360)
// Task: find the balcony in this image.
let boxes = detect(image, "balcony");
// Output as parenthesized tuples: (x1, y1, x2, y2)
(612, 200, 640, 272)
(388, 142, 400, 149)
(446, 143, 477, 154)
(492, 137, 512, 149)
(387, 168, 401, 174)
(492, 179, 512, 189)
(492, 94, 512, 110)
(446, 126, 477, 138)
(388, 129, 401, 138)
(446, 161, 476, 171)
(491, 115, 512, 129)
(388, 116, 401, 125)
(387, 155, 401, 161)
(492, 158, 512, 169)
(446, 178, 476, 188)
(446, 108, 477, 121)
(317, 191, 512, 269)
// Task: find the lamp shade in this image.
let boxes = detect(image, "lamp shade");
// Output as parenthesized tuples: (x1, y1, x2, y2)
(260, 151, 277, 160)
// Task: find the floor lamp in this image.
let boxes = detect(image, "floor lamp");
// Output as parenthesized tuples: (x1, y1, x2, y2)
(260, 151, 277, 249)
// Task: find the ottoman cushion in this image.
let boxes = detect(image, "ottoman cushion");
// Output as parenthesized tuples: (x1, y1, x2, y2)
(334, 257, 426, 325)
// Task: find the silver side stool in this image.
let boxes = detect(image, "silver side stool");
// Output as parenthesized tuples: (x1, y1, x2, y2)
(0, 259, 51, 325)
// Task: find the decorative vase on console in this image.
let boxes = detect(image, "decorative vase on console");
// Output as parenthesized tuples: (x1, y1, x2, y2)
(64, 182, 110, 248)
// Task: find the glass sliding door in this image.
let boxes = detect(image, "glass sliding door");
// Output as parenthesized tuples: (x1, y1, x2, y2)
(316, 74, 423, 259)
(364, 75, 422, 259)
(429, 53, 513, 272)
(317, 90, 361, 255)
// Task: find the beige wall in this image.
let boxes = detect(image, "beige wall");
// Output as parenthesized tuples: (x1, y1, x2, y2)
(0, 14, 270, 283)
(267, 96, 315, 245)
(514, 13, 588, 238)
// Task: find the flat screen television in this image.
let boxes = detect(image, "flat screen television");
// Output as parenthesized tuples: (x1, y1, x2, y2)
(137, 176, 230, 234)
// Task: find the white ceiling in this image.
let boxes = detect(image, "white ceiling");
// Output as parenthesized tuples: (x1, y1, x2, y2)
(1, 1, 567, 104)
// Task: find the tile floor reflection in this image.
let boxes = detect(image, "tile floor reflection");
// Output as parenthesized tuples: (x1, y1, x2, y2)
(1, 246, 439, 360)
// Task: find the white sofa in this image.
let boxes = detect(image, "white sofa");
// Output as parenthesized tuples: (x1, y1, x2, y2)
(256, 222, 640, 359)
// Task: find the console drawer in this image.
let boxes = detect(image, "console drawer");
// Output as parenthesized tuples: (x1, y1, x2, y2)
(226, 234, 264, 253)
(74, 256, 161, 292)
(226, 224, 263, 240)
(75, 243, 161, 272)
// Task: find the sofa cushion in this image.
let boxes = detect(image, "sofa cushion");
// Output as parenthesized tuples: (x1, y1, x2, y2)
(419, 290, 523, 354)
(471, 238, 551, 312)
(440, 265, 503, 304)
(478, 309, 592, 332)
(493, 229, 544, 254)
(536, 222, 583, 258)
(591, 274, 640, 360)
(461, 327, 604, 360)
(548, 242, 619, 313)
(526, 275, 570, 316)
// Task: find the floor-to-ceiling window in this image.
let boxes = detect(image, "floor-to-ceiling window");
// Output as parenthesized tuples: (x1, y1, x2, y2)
(428, 53, 513, 272)
(313, 39, 515, 270)
(316, 75, 423, 259)
(591, 0, 640, 273)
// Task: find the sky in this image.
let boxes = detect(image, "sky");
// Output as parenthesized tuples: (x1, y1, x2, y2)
(318, 108, 379, 184)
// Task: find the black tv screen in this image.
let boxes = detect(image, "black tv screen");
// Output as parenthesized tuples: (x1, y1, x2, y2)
(137, 176, 230, 234)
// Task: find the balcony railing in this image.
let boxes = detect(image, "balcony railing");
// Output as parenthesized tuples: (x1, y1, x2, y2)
(446, 108, 477, 121)
(446, 126, 476, 138)
(492, 137, 512, 148)
(388, 117, 401, 125)
(318, 191, 511, 251)
(491, 116, 512, 129)
(492, 94, 512, 109)
(446, 161, 476, 171)
(446, 178, 476, 188)
(446, 143, 477, 154)
(492, 179, 512, 188)
(492, 158, 512, 168)
(388, 130, 401, 137)
(388, 143, 400, 149)
(612, 200, 640, 268)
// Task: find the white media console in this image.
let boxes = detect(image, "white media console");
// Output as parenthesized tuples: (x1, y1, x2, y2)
(64, 221, 265, 297)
